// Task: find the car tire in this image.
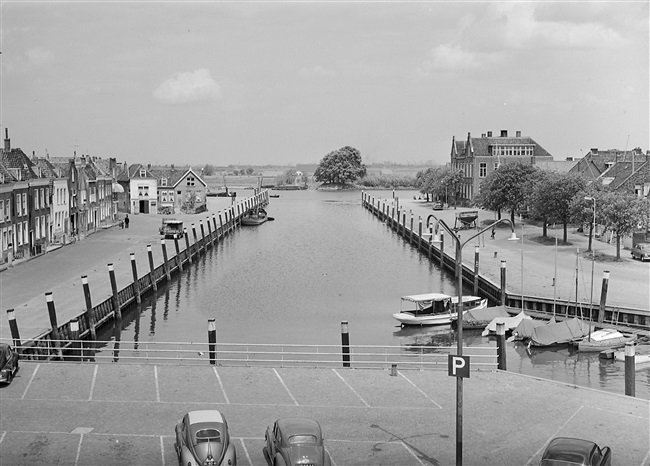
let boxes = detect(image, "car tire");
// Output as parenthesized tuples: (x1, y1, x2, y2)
(273, 454, 287, 466)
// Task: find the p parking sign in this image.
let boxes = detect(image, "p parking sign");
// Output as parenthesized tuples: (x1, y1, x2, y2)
(448, 355, 470, 378)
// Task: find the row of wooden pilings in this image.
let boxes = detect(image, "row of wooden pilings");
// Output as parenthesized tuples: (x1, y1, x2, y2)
(5, 191, 270, 357)
(362, 192, 639, 397)
(361, 192, 649, 329)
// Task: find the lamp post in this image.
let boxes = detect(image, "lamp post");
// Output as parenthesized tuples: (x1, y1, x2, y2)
(426, 214, 517, 466)
(584, 196, 596, 339)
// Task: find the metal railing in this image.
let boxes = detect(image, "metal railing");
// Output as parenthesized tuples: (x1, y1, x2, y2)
(2, 338, 498, 370)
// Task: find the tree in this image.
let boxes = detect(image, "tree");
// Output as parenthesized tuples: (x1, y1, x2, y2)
(599, 192, 647, 259)
(203, 164, 215, 176)
(475, 163, 538, 226)
(245, 168, 254, 175)
(569, 185, 606, 252)
(314, 146, 366, 185)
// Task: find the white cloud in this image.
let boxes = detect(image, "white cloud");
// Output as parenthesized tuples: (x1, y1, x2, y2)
(298, 65, 336, 78)
(153, 69, 222, 104)
(417, 44, 480, 76)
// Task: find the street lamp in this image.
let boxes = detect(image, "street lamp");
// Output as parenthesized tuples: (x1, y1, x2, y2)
(584, 196, 596, 340)
(426, 214, 517, 466)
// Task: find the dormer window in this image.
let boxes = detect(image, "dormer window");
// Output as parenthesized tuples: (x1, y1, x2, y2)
(604, 162, 614, 169)
(140, 169, 146, 177)
(161, 178, 167, 187)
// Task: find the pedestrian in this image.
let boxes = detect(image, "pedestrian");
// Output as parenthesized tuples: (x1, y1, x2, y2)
(124, 214, 130, 229)
(491, 227, 496, 239)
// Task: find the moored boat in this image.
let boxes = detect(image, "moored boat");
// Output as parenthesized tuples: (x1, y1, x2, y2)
(393, 293, 487, 326)
(241, 207, 268, 226)
(528, 317, 589, 348)
(576, 328, 637, 352)
(481, 310, 533, 336)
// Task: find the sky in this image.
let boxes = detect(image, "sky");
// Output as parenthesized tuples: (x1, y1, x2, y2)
(1, 1, 648, 167)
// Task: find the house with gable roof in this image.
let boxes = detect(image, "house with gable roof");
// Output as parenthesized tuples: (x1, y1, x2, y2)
(119, 163, 158, 214)
(153, 166, 207, 214)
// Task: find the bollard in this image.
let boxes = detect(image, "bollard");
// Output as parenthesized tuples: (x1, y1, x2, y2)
(108, 264, 122, 320)
(45, 292, 63, 358)
(428, 228, 434, 260)
(81, 275, 97, 340)
(192, 224, 199, 256)
(208, 318, 217, 365)
(439, 232, 445, 269)
(212, 214, 218, 243)
(147, 245, 157, 291)
(409, 211, 414, 244)
(199, 220, 206, 252)
(473, 245, 480, 296)
(496, 322, 507, 370)
(206, 217, 213, 247)
(69, 318, 79, 361)
(418, 217, 422, 250)
(219, 213, 224, 238)
(7, 309, 22, 350)
(341, 321, 351, 368)
(184, 228, 192, 264)
(625, 342, 635, 397)
(390, 364, 398, 376)
(174, 237, 183, 271)
(161, 240, 171, 281)
(500, 261, 507, 306)
(598, 271, 610, 324)
(130, 253, 141, 304)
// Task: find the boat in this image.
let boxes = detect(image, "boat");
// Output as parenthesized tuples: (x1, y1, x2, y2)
(508, 317, 555, 342)
(269, 194, 280, 198)
(613, 344, 650, 366)
(576, 328, 637, 352)
(392, 293, 487, 326)
(481, 310, 533, 336)
(528, 317, 589, 348)
(453, 305, 511, 330)
(241, 207, 268, 226)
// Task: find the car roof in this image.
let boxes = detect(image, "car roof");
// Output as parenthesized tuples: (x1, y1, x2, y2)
(277, 418, 322, 438)
(544, 437, 598, 459)
(187, 410, 225, 425)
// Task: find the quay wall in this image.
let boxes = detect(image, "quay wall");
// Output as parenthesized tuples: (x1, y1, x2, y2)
(361, 192, 649, 330)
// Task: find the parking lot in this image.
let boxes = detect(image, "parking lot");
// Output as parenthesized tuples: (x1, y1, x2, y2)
(1, 362, 648, 465)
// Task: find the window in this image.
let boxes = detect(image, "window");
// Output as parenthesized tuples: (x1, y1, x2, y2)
(16, 196, 21, 216)
(41, 215, 46, 238)
(494, 162, 500, 170)
(5, 199, 9, 219)
(161, 178, 167, 187)
(140, 169, 146, 177)
(35, 216, 40, 239)
(138, 185, 149, 197)
(45, 188, 49, 206)
(22, 193, 27, 213)
(40, 188, 45, 208)
(479, 163, 487, 178)
(17, 223, 23, 245)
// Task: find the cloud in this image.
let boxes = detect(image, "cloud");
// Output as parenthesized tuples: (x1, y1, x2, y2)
(298, 65, 336, 78)
(153, 69, 222, 104)
(416, 44, 480, 76)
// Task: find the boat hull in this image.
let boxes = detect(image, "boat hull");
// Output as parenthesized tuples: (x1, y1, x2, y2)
(577, 332, 637, 352)
(392, 312, 460, 326)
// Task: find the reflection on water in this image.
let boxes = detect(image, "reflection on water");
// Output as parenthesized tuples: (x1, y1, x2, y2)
(90, 190, 648, 399)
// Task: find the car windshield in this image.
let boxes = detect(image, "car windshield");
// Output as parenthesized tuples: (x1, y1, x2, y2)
(288, 435, 317, 445)
(639, 244, 650, 250)
(539, 460, 582, 466)
(195, 429, 221, 444)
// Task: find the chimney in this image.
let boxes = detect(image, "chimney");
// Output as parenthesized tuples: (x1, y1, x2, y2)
(481, 133, 486, 138)
(516, 131, 521, 137)
(4, 128, 10, 152)
(591, 148, 598, 155)
(487, 131, 492, 137)
(500, 130, 508, 137)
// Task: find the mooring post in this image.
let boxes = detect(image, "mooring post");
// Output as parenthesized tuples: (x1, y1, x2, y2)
(473, 245, 480, 296)
(500, 260, 507, 306)
(199, 220, 206, 252)
(625, 342, 635, 397)
(161, 239, 171, 281)
(184, 228, 192, 264)
(212, 214, 218, 243)
(206, 217, 213, 248)
(174, 238, 183, 271)
(192, 224, 199, 256)
(130, 253, 141, 304)
(147, 245, 157, 291)
(7, 309, 22, 350)
(69, 318, 79, 361)
(598, 270, 610, 324)
(208, 318, 217, 365)
(341, 321, 351, 368)
(45, 292, 63, 358)
(409, 211, 414, 244)
(439, 231, 445, 269)
(219, 213, 224, 238)
(496, 321, 507, 370)
(108, 263, 122, 320)
(418, 216, 422, 251)
(81, 275, 97, 340)
(428, 226, 434, 260)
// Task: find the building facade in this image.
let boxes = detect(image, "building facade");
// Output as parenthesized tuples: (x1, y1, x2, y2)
(154, 167, 207, 214)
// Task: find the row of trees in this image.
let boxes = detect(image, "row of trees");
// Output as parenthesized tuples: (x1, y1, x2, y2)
(474, 163, 649, 259)
(415, 166, 463, 205)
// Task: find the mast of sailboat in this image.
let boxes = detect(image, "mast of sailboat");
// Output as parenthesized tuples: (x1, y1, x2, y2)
(575, 248, 579, 319)
(553, 231, 557, 317)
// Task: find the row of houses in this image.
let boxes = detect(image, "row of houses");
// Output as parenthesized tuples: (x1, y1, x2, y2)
(0, 130, 209, 266)
(450, 129, 650, 204)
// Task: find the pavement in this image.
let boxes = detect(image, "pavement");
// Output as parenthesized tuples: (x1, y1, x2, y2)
(0, 362, 648, 466)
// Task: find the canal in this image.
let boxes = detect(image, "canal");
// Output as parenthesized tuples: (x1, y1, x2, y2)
(98, 189, 649, 399)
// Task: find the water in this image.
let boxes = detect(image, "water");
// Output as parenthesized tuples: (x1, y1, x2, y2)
(98, 189, 649, 399)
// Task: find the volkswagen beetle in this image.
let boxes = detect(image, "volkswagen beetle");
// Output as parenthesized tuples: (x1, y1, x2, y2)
(0, 343, 19, 385)
(174, 410, 237, 466)
(540, 437, 611, 466)
(264, 417, 331, 466)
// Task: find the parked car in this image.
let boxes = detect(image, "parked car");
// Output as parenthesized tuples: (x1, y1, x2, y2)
(540, 437, 611, 466)
(631, 242, 650, 261)
(0, 343, 19, 385)
(264, 418, 331, 466)
(174, 410, 237, 466)
(432, 201, 444, 210)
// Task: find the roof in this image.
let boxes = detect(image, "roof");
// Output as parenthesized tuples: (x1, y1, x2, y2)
(152, 167, 207, 188)
(187, 410, 224, 425)
(542, 437, 599, 461)
(276, 418, 322, 438)
(0, 149, 40, 180)
(402, 293, 451, 302)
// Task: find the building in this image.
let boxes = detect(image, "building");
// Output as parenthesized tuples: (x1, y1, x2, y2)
(450, 130, 554, 204)
(119, 164, 158, 214)
(153, 166, 207, 214)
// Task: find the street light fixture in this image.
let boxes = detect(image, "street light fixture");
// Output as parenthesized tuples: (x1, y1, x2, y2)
(426, 214, 517, 466)
(584, 196, 596, 340)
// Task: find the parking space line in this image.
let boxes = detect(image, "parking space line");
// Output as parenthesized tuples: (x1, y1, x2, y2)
(332, 369, 370, 407)
(640, 449, 650, 466)
(213, 367, 230, 403)
(160, 435, 166, 466)
(524, 405, 583, 466)
(88, 365, 98, 401)
(239, 438, 252, 465)
(0, 431, 6, 446)
(74, 434, 84, 466)
(273, 368, 299, 406)
(401, 441, 427, 466)
(154, 366, 160, 402)
(21, 363, 39, 400)
(399, 372, 443, 409)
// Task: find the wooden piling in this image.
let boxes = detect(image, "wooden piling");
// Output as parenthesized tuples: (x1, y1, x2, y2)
(625, 342, 635, 397)
(184, 228, 192, 263)
(439, 232, 445, 269)
(108, 264, 122, 320)
(206, 217, 213, 247)
(598, 271, 610, 324)
(69, 318, 79, 361)
(147, 245, 157, 291)
(500, 261, 507, 306)
(473, 245, 480, 296)
(6, 309, 22, 350)
(161, 239, 171, 281)
(192, 224, 199, 256)
(45, 292, 63, 358)
(174, 238, 183, 272)
(341, 321, 351, 368)
(497, 322, 507, 370)
(199, 220, 206, 252)
(81, 275, 97, 339)
(208, 318, 217, 365)
(130, 253, 141, 304)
